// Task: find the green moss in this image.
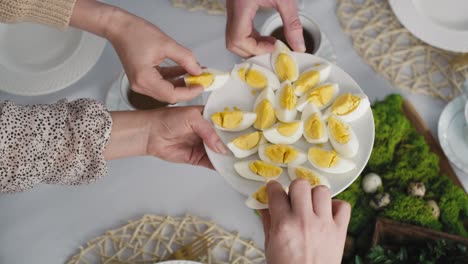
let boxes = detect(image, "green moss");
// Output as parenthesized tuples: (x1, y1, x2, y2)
(336, 176, 362, 208)
(439, 182, 468, 237)
(368, 94, 411, 171)
(383, 193, 442, 230)
(348, 197, 376, 236)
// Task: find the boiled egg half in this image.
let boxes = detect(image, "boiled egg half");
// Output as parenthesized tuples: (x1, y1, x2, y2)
(271, 40, 299, 82)
(227, 131, 266, 158)
(308, 146, 355, 174)
(253, 88, 277, 130)
(234, 160, 282, 182)
(288, 165, 330, 188)
(294, 64, 331, 96)
(327, 115, 359, 158)
(245, 184, 288, 210)
(301, 104, 328, 144)
(259, 144, 307, 167)
(323, 93, 370, 122)
(263, 121, 304, 145)
(232, 62, 280, 90)
(184, 68, 229, 91)
(211, 107, 256, 132)
(297, 83, 339, 112)
(275, 81, 298, 122)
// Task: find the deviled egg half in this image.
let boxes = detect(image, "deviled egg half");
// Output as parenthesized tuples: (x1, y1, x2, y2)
(297, 83, 340, 112)
(308, 146, 355, 174)
(259, 144, 307, 167)
(210, 107, 256, 132)
(227, 131, 266, 158)
(231, 62, 280, 90)
(327, 115, 359, 158)
(271, 40, 299, 82)
(301, 104, 328, 144)
(234, 160, 282, 182)
(184, 68, 229, 91)
(253, 88, 277, 130)
(288, 165, 330, 188)
(263, 121, 303, 145)
(294, 64, 331, 96)
(323, 93, 370, 122)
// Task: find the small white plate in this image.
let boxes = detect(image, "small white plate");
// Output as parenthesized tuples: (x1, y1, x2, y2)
(0, 23, 106, 95)
(203, 53, 374, 197)
(438, 96, 468, 174)
(389, 0, 468, 52)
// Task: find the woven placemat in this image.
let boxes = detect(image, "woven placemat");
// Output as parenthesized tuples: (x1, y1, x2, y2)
(68, 214, 265, 264)
(336, 0, 468, 101)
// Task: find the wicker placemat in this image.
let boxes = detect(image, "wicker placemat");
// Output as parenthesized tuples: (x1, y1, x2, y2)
(68, 214, 265, 264)
(336, 0, 468, 101)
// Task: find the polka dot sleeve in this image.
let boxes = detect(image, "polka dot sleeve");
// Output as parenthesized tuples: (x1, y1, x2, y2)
(0, 99, 112, 193)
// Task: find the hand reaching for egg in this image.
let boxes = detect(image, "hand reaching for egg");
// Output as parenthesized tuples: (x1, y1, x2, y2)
(259, 180, 350, 264)
(226, 0, 305, 57)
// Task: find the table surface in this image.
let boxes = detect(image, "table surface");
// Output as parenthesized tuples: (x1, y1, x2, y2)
(0, 1, 466, 263)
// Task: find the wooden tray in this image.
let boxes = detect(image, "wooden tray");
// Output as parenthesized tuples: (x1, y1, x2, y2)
(402, 99, 464, 189)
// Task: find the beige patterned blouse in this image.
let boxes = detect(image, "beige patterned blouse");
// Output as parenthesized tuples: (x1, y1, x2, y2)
(0, 0, 113, 193)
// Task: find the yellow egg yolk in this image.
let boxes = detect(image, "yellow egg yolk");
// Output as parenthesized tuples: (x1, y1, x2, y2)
(331, 93, 361, 115)
(304, 113, 324, 140)
(275, 53, 297, 82)
(254, 99, 276, 129)
(185, 72, 215, 88)
(328, 117, 350, 144)
(253, 185, 269, 204)
(295, 167, 321, 186)
(238, 68, 268, 89)
(232, 132, 262, 150)
(280, 83, 296, 110)
(294, 71, 320, 94)
(308, 147, 339, 168)
(265, 144, 299, 164)
(277, 121, 301, 136)
(249, 160, 283, 178)
(211, 107, 243, 129)
(305, 84, 336, 108)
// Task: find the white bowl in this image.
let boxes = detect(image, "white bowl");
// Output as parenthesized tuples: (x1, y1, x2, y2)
(260, 11, 323, 55)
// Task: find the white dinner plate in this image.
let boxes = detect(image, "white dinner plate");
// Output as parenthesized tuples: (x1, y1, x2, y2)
(203, 53, 375, 197)
(0, 23, 106, 96)
(389, 0, 468, 52)
(438, 96, 468, 174)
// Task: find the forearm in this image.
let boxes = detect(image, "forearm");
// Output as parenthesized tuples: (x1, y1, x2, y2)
(104, 111, 150, 160)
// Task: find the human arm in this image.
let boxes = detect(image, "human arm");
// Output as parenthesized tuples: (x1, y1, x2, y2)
(259, 180, 351, 263)
(225, 0, 305, 57)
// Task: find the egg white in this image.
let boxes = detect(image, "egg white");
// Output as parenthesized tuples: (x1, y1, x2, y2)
(327, 115, 359, 158)
(287, 165, 331, 188)
(258, 144, 307, 167)
(212, 111, 257, 132)
(184, 68, 229, 92)
(227, 133, 267, 158)
(323, 94, 370, 123)
(234, 160, 282, 182)
(231, 62, 280, 90)
(263, 121, 303, 145)
(296, 83, 340, 112)
(308, 147, 355, 174)
(294, 64, 332, 96)
(271, 40, 299, 82)
(275, 81, 298, 122)
(301, 104, 328, 144)
(253, 87, 277, 130)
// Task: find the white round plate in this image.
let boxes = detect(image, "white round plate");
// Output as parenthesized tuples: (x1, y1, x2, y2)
(438, 96, 468, 174)
(203, 53, 375, 197)
(389, 0, 468, 52)
(0, 23, 106, 96)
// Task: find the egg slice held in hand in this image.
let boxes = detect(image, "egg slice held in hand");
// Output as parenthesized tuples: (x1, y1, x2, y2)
(232, 62, 280, 90)
(327, 115, 359, 158)
(253, 88, 277, 130)
(288, 165, 330, 188)
(263, 121, 303, 145)
(234, 160, 282, 182)
(184, 68, 229, 91)
(245, 184, 288, 209)
(271, 40, 299, 82)
(211, 107, 256, 132)
(275, 81, 298, 122)
(308, 147, 355, 174)
(323, 93, 370, 122)
(227, 131, 266, 158)
(259, 144, 307, 167)
(297, 83, 339, 112)
(301, 104, 328, 144)
(294, 64, 331, 96)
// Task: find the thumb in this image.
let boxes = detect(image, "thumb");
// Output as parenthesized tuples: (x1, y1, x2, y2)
(190, 107, 228, 154)
(277, 2, 305, 52)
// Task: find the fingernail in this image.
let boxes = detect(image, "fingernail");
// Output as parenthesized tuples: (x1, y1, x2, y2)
(296, 41, 306, 52)
(216, 140, 228, 154)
